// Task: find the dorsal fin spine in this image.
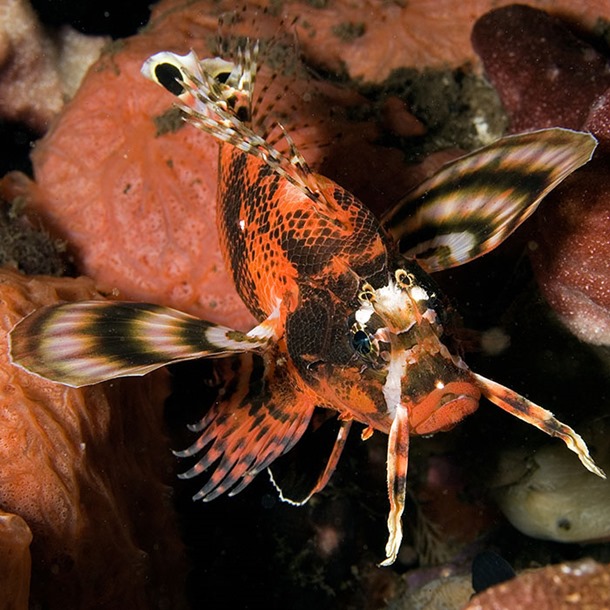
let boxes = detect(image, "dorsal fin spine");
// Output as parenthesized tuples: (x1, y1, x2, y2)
(143, 38, 357, 223)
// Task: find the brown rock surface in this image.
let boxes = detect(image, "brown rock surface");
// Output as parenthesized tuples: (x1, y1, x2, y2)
(473, 4, 610, 344)
(465, 559, 610, 609)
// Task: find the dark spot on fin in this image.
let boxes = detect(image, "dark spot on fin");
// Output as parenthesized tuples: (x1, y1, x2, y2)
(215, 69, 231, 84)
(236, 105, 249, 122)
(472, 550, 516, 594)
(154, 63, 184, 96)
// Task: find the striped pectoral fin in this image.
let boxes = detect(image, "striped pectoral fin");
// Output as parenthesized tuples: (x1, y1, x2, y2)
(382, 128, 597, 272)
(175, 344, 316, 501)
(473, 373, 606, 479)
(9, 301, 270, 387)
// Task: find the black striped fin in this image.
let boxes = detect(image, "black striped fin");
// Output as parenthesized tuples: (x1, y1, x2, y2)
(141, 46, 258, 123)
(141, 46, 330, 207)
(382, 128, 597, 272)
(9, 301, 270, 387)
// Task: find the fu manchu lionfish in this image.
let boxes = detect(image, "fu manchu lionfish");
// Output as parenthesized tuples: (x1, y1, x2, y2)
(9, 34, 604, 565)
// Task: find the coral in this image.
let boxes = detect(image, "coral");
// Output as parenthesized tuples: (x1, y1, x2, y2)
(464, 559, 610, 610)
(0, 509, 31, 610)
(17, 2, 256, 329)
(492, 427, 610, 543)
(226, 0, 610, 83)
(56, 25, 111, 100)
(0, 0, 108, 131)
(0, 268, 186, 609)
(473, 4, 610, 345)
(0, 189, 67, 276)
(531, 153, 610, 345)
(472, 5, 610, 133)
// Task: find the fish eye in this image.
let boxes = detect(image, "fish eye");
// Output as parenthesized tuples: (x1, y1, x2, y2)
(347, 314, 388, 369)
(154, 63, 184, 96)
(352, 329, 372, 356)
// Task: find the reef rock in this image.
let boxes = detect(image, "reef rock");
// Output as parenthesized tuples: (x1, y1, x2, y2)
(0, 268, 185, 609)
(465, 559, 610, 610)
(473, 4, 610, 345)
(0, 509, 31, 610)
(492, 432, 610, 543)
(0, 0, 107, 131)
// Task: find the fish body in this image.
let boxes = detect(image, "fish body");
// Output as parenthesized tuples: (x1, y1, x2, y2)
(9, 38, 604, 565)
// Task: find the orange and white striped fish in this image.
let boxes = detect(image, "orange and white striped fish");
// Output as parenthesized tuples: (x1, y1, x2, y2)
(9, 38, 603, 566)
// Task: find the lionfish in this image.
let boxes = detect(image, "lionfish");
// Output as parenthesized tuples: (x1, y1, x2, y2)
(9, 29, 604, 565)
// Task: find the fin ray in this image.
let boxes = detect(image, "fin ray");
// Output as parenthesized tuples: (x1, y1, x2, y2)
(176, 346, 316, 501)
(268, 418, 352, 505)
(142, 45, 323, 203)
(141, 40, 356, 226)
(379, 403, 410, 567)
(473, 372, 605, 479)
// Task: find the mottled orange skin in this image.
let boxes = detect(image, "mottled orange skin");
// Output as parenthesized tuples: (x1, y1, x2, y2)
(208, 138, 484, 567)
(213, 142, 481, 447)
(217, 145, 389, 319)
(167, 121, 484, 506)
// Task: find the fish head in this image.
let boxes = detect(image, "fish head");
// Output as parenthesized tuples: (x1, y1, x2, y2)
(285, 255, 481, 435)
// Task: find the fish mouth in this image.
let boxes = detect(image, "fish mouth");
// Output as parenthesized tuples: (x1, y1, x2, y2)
(405, 380, 481, 435)
(379, 322, 481, 433)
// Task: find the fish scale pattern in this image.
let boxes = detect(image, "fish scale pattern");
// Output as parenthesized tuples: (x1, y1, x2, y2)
(217, 144, 390, 318)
